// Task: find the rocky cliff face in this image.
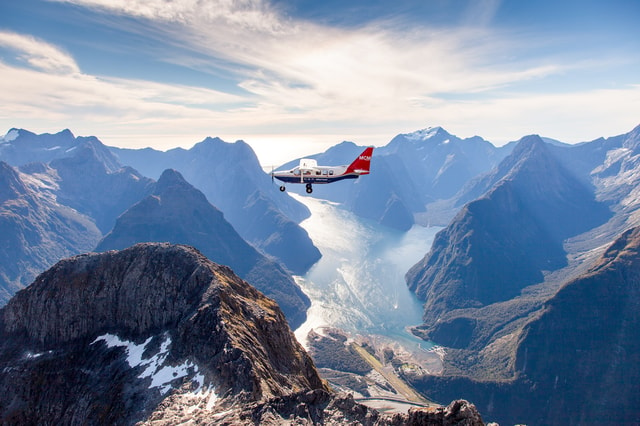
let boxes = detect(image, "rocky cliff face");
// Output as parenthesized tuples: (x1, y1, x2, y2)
(96, 169, 310, 329)
(0, 243, 485, 425)
(0, 243, 323, 424)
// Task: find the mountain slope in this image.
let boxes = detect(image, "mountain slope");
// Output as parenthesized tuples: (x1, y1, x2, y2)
(409, 226, 640, 426)
(49, 140, 154, 233)
(406, 135, 611, 330)
(513, 225, 640, 425)
(111, 137, 320, 275)
(96, 169, 310, 329)
(0, 161, 101, 305)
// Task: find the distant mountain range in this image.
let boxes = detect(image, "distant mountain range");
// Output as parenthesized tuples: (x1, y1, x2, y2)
(0, 129, 317, 329)
(278, 128, 511, 231)
(110, 137, 320, 275)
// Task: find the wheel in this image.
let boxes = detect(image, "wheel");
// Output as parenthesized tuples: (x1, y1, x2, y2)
(279, 186, 286, 192)
(306, 185, 313, 194)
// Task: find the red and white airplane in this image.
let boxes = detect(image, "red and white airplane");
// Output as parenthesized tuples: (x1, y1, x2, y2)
(272, 147, 374, 193)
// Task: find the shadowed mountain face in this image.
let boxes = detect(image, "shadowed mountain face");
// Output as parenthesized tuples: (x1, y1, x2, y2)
(96, 169, 310, 330)
(409, 226, 640, 426)
(0, 161, 101, 305)
(0, 243, 484, 425)
(111, 137, 321, 275)
(513, 226, 640, 425)
(406, 135, 611, 330)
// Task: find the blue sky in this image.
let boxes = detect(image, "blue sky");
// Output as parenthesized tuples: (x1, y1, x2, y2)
(1, 0, 639, 165)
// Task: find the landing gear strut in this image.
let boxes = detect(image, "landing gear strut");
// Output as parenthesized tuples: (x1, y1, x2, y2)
(305, 183, 313, 194)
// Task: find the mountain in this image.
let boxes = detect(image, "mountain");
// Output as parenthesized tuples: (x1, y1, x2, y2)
(381, 127, 509, 202)
(407, 226, 640, 425)
(342, 155, 416, 231)
(278, 128, 511, 230)
(0, 243, 322, 424)
(49, 140, 154, 234)
(110, 137, 321, 275)
(0, 128, 154, 234)
(96, 169, 310, 329)
(0, 243, 484, 425)
(0, 128, 120, 171)
(0, 161, 101, 306)
(406, 135, 611, 328)
(512, 225, 640, 424)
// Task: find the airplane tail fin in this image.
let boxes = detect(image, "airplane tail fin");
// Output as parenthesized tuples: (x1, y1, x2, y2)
(346, 147, 374, 175)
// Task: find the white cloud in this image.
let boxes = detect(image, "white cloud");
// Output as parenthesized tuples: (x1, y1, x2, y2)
(2, 1, 638, 164)
(0, 31, 80, 74)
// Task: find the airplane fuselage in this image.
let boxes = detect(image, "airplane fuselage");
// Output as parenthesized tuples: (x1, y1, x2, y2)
(272, 147, 373, 193)
(273, 165, 358, 184)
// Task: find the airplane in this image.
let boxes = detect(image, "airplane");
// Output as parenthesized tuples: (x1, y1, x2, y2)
(272, 147, 374, 194)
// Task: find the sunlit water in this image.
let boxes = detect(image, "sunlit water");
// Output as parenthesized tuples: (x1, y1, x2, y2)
(291, 195, 441, 351)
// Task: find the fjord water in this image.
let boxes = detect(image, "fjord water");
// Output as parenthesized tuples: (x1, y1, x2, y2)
(291, 194, 440, 349)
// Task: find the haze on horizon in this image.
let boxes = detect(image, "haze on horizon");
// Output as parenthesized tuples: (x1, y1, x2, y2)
(1, 0, 639, 166)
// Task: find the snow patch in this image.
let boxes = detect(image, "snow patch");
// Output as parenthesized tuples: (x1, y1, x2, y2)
(404, 127, 440, 142)
(2, 129, 19, 143)
(92, 333, 215, 398)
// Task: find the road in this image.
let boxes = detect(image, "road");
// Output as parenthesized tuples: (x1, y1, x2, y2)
(350, 343, 437, 407)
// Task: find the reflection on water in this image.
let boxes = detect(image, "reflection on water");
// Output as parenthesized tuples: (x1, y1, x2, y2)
(291, 195, 441, 351)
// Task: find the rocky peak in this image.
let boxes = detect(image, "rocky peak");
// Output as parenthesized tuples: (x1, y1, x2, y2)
(0, 243, 324, 423)
(156, 168, 188, 190)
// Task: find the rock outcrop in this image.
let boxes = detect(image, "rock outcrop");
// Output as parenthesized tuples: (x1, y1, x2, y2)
(0, 243, 323, 424)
